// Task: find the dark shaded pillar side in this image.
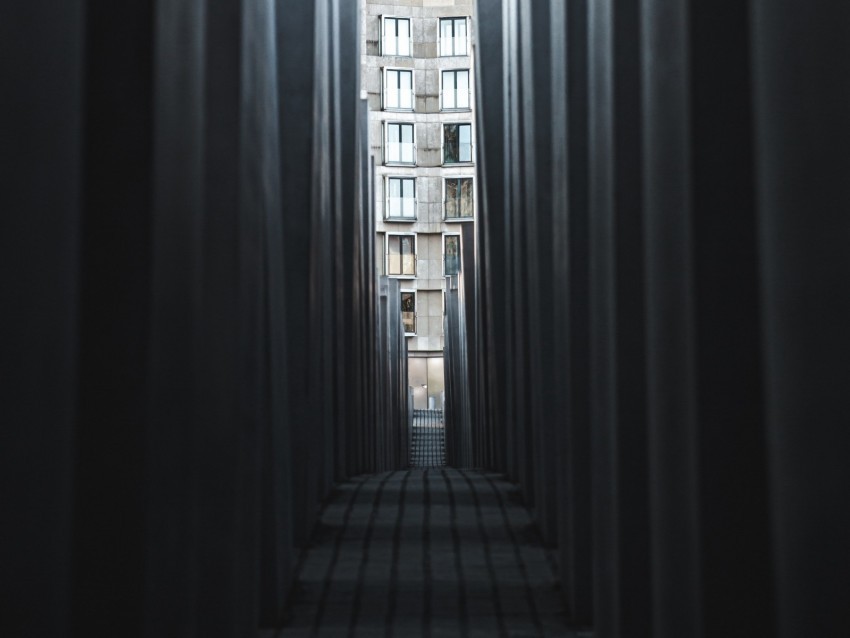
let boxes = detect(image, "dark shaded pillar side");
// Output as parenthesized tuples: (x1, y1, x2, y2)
(689, 4, 775, 636)
(144, 2, 206, 635)
(640, 1, 701, 636)
(71, 3, 155, 633)
(552, 0, 595, 625)
(0, 3, 83, 636)
(752, 3, 850, 636)
(474, 0, 508, 473)
(277, 0, 318, 548)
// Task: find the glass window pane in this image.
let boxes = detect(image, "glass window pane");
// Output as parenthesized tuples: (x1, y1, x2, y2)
(399, 19, 410, 55)
(445, 235, 460, 275)
(456, 19, 467, 54)
(461, 178, 473, 217)
(388, 124, 400, 143)
(442, 72, 455, 109)
(457, 71, 469, 108)
(388, 236, 401, 274)
(444, 124, 458, 163)
(401, 236, 415, 275)
(460, 124, 471, 162)
(440, 20, 453, 56)
(446, 179, 458, 217)
(403, 178, 414, 199)
(401, 124, 413, 143)
(390, 178, 401, 198)
(401, 293, 416, 333)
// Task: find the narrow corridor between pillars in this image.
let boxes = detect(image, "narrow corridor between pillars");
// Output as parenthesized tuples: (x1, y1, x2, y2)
(271, 470, 587, 638)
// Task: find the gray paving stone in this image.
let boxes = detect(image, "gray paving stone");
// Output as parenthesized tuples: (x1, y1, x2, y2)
(277, 469, 576, 637)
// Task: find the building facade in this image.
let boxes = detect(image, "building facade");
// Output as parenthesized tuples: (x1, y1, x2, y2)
(361, 0, 477, 410)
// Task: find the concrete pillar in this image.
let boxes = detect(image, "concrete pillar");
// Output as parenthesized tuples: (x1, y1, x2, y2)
(0, 2, 83, 635)
(752, 3, 850, 636)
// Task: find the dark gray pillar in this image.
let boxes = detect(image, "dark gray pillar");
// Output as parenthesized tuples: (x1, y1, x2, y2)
(0, 3, 83, 636)
(640, 1, 701, 636)
(277, 0, 318, 547)
(144, 2, 206, 635)
(589, 1, 652, 635)
(71, 3, 156, 633)
(552, 0, 594, 626)
(752, 3, 850, 636)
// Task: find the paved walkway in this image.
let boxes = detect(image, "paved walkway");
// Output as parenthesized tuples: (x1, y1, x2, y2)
(273, 469, 583, 637)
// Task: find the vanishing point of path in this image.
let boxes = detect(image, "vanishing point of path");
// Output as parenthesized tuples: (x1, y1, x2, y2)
(270, 469, 587, 637)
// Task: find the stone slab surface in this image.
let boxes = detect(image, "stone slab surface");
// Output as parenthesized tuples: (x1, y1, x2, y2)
(269, 469, 589, 637)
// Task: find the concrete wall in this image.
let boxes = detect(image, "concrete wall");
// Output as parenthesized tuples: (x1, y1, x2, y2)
(0, 2, 408, 636)
(470, 0, 850, 636)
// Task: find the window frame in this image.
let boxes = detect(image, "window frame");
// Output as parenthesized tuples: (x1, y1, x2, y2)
(384, 121, 417, 166)
(383, 67, 415, 112)
(386, 232, 418, 278)
(381, 16, 412, 57)
(438, 17, 469, 57)
(442, 176, 475, 221)
(441, 122, 474, 166)
(400, 289, 417, 336)
(439, 68, 472, 111)
(385, 175, 417, 221)
(442, 232, 462, 277)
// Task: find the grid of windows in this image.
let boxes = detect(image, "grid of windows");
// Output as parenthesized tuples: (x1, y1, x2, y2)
(382, 17, 411, 56)
(386, 177, 416, 219)
(386, 123, 415, 165)
(445, 177, 474, 219)
(441, 70, 470, 110)
(388, 234, 416, 276)
(384, 69, 413, 110)
(444, 123, 473, 164)
(439, 18, 468, 57)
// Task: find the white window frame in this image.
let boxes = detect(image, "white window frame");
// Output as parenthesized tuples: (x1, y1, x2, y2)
(385, 175, 417, 221)
(384, 121, 417, 166)
(441, 122, 474, 165)
(401, 289, 417, 336)
(439, 68, 472, 111)
(386, 232, 417, 278)
(438, 17, 469, 57)
(442, 176, 475, 221)
(383, 67, 415, 111)
(442, 232, 461, 276)
(381, 16, 412, 57)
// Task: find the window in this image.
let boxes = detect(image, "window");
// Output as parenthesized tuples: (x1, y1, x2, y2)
(441, 70, 470, 110)
(444, 177, 474, 219)
(384, 69, 414, 110)
(439, 18, 468, 56)
(376, 233, 386, 276)
(386, 123, 415, 165)
(387, 234, 416, 276)
(444, 234, 460, 276)
(386, 177, 416, 219)
(382, 17, 411, 56)
(443, 123, 473, 164)
(401, 291, 416, 334)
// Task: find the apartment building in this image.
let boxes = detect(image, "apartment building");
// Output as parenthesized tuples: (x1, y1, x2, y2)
(361, 0, 477, 410)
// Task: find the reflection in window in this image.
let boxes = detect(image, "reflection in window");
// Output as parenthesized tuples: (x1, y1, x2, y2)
(401, 291, 416, 334)
(445, 177, 474, 219)
(444, 123, 472, 164)
(386, 123, 415, 164)
(388, 234, 416, 276)
(385, 69, 413, 110)
(440, 18, 468, 57)
(383, 17, 411, 56)
(444, 235, 460, 276)
(441, 70, 470, 110)
(387, 177, 416, 219)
